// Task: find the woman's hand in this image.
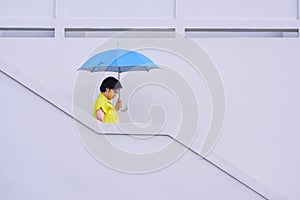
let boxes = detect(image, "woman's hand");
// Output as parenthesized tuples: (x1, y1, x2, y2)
(115, 99, 122, 111)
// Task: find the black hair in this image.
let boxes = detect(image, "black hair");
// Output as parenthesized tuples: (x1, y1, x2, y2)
(100, 76, 122, 93)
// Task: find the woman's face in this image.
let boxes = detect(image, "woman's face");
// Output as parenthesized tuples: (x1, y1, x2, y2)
(107, 88, 119, 100)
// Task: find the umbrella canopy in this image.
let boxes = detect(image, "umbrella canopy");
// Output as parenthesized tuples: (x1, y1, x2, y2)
(77, 49, 159, 73)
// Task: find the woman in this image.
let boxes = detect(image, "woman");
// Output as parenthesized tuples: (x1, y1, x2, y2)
(93, 77, 122, 123)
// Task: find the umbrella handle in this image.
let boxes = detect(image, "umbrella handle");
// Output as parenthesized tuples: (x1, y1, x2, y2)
(119, 105, 128, 112)
(117, 92, 127, 112)
(117, 74, 127, 112)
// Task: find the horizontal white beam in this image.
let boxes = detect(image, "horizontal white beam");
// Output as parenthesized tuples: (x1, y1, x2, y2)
(0, 19, 299, 29)
(185, 19, 300, 29)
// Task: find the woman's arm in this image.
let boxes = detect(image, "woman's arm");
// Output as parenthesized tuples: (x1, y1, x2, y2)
(115, 99, 122, 111)
(95, 108, 105, 122)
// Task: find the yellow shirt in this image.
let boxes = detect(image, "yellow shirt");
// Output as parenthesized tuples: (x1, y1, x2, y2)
(93, 93, 120, 123)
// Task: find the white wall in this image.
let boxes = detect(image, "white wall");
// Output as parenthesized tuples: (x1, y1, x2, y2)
(0, 0, 300, 199)
(0, 74, 264, 199)
(185, 0, 298, 19)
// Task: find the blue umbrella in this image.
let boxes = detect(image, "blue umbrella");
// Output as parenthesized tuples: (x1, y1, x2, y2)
(77, 49, 159, 111)
(77, 49, 159, 80)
